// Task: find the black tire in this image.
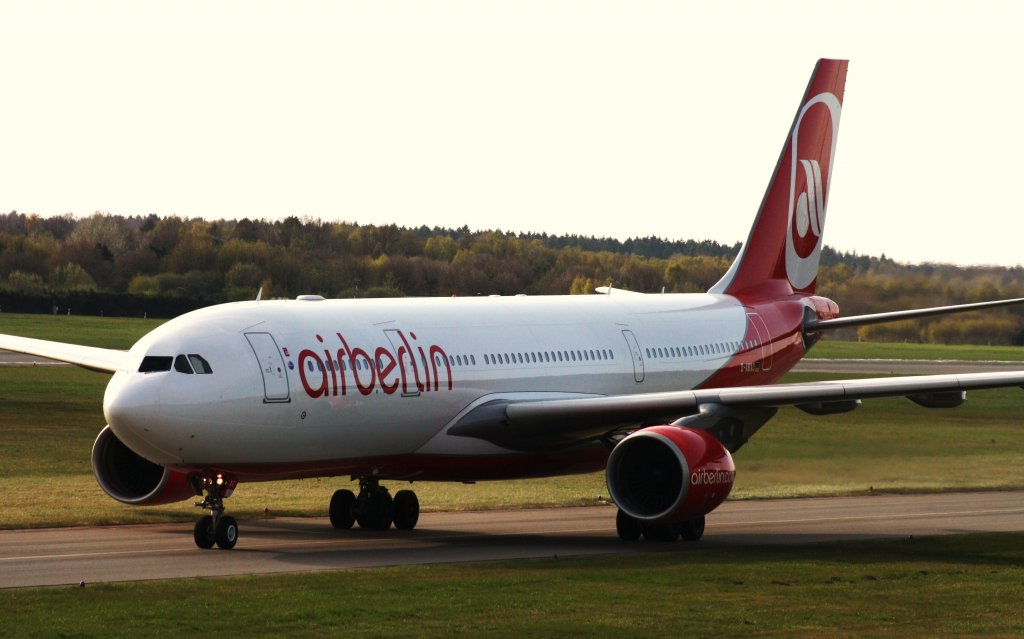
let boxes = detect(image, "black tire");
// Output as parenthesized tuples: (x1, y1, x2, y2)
(193, 515, 215, 549)
(355, 493, 370, 529)
(680, 516, 706, 541)
(366, 491, 394, 531)
(393, 490, 420, 530)
(329, 489, 356, 529)
(615, 509, 642, 541)
(215, 515, 239, 550)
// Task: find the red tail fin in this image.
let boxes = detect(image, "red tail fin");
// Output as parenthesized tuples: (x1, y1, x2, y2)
(710, 59, 848, 297)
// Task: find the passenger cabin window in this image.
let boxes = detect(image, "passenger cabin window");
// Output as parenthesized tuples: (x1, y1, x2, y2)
(139, 356, 172, 373)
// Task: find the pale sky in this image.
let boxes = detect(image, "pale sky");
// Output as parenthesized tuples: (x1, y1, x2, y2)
(1, 1, 1022, 267)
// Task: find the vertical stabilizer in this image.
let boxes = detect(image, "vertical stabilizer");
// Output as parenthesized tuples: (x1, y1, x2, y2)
(709, 59, 848, 297)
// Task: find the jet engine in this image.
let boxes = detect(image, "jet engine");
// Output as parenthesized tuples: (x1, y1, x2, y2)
(606, 426, 735, 523)
(91, 425, 196, 506)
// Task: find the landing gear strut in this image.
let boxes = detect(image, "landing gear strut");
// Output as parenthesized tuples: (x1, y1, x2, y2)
(192, 474, 238, 550)
(329, 478, 420, 532)
(615, 509, 705, 543)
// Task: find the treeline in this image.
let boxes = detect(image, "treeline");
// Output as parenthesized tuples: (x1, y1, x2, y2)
(0, 211, 1022, 344)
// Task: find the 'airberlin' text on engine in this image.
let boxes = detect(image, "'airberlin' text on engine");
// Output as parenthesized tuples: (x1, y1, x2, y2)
(690, 469, 736, 487)
(298, 331, 452, 398)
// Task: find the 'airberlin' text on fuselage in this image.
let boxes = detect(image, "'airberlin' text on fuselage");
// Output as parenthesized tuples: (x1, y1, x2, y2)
(298, 330, 452, 398)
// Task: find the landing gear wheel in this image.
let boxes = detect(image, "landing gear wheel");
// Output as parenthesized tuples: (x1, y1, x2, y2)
(680, 516, 706, 541)
(192, 473, 238, 549)
(329, 489, 356, 529)
(363, 491, 394, 531)
(393, 490, 420, 530)
(215, 515, 239, 550)
(194, 515, 215, 549)
(616, 509, 642, 541)
(354, 477, 396, 531)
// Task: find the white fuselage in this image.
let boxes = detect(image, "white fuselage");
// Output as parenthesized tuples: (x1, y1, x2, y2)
(104, 293, 758, 478)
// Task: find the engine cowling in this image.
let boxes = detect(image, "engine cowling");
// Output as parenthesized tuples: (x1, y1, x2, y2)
(606, 426, 735, 523)
(91, 425, 196, 506)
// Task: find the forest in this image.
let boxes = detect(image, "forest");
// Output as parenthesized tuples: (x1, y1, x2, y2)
(1, 211, 1022, 344)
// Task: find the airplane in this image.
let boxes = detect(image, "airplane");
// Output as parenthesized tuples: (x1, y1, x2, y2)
(3, 58, 1024, 550)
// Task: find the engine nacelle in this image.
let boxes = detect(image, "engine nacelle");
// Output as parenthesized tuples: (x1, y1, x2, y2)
(91, 425, 196, 506)
(606, 426, 735, 524)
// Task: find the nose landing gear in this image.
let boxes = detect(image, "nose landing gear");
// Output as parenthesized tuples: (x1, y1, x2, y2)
(191, 474, 238, 550)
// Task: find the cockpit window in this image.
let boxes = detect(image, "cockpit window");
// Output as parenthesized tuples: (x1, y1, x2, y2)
(174, 354, 194, 374)
(188, 354, 213, 374)
(139, 356, 173, 373)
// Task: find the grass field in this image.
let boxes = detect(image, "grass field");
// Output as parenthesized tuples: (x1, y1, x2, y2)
(1, 533, 1022, 637)
(0, 312, 162, 349)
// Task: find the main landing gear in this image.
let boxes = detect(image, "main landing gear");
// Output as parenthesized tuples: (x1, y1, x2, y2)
(192, 474, 238, 550)
(329, 478, 420, 532)
(615, 509, 705, 543)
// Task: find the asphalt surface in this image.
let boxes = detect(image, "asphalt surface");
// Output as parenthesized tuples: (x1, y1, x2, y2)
(2, 491, 1022, 589)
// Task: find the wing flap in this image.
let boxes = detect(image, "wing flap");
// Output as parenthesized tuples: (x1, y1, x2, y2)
(0, 334, 129, 373)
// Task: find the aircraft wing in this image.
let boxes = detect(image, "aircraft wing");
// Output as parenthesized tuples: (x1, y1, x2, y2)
(805, 298, 1024, 332)
(448, 370, 1024, 451)
(0, 334, 128, 373)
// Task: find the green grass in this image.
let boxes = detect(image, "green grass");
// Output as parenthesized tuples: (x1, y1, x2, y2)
(808, 339, 1024, 361)
(2, 533, 1023, 638)
(1, 367, 1024, 528)
(732, 371, 1024, 498)
(0, 312, 162, 349)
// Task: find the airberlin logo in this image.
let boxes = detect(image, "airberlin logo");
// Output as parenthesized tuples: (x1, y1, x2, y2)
(297, 330, 452, 398)
(690, 468, 736, 487)
(785, 92, 842, 291)
(793, 158, 824, 255)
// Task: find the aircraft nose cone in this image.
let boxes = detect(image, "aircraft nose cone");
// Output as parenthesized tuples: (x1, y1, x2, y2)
(103, 371, 173, 463)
